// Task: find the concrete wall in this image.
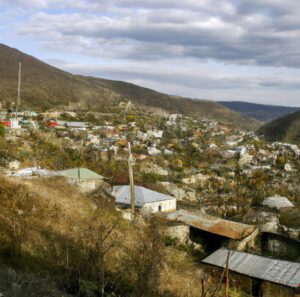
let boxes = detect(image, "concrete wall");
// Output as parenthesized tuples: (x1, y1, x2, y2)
(228, 228, 259, 251)
(165, 224, 190, 244)
(67, 178, 104, 193)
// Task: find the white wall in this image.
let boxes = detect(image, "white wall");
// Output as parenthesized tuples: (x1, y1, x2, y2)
(141, 198, 176, 214)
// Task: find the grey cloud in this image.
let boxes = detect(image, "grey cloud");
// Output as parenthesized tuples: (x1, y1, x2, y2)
(17, 0, 300, 69)
(3, 0, 300, 106)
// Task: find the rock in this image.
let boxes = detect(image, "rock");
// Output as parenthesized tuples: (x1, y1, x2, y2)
(185, 190, 197, 202)
(238, 153, 253, 167)
(160, 182, 185, 201)
(8, 160, 21, 170)
(261, 220, 279, 233)
(182, 173, 209, 185)
(284, 163, 293, 172)
(287, 229, 300, 241)
(165, 224, 190, 244)
(140, 162, 168, 176)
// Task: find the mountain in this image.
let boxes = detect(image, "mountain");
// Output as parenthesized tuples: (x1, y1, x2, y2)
(219, 101, 299, 122)
(257, 110, 300, 144)
(0, 44, 258, 128)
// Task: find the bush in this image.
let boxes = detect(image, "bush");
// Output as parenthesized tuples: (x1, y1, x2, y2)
(0, 123, 5, 137)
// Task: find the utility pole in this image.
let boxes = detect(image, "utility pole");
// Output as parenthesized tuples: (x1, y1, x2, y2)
(16, 63, 22, 118)
(225, 250, 230, 297)
(128, 142, 135, 221)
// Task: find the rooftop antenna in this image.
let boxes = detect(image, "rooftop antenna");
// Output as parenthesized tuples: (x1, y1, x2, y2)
(15, 62, 22, 118)
(128, 142, 135, 221)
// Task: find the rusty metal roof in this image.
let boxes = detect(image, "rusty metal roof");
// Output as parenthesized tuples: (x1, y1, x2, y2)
(166, 209, 256, 240)
(202, 248, 300, 288)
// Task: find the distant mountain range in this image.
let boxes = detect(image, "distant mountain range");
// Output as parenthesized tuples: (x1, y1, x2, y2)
(0, 44, 259, 129)
(258, 110, 300, 144)
(219, 101, 299, 122)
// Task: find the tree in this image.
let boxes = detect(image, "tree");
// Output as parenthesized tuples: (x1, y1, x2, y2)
(67, 215, 119, 297)
(124, 219, 164, 297)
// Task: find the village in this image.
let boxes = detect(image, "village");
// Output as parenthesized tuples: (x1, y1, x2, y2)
(0, 100, 300, 297)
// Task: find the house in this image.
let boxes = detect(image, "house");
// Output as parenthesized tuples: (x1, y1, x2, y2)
(148, 146, 161, 156)
(202, 248, 300, 297)
(1, 119, 21, 129)
(112, 185, 176, 214)
(46, 120, 58, 128)
(57, 121, 89, 131)
(60, 167, 105, 193)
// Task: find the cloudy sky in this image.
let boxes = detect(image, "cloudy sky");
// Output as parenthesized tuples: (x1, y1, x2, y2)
(1, 0, 300, 106)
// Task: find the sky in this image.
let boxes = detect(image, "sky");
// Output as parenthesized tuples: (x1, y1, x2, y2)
(1, 0, 300, 107)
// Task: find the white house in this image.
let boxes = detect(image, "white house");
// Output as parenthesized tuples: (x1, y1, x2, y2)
(148, 146, 161, 156)
(112, 185, 176, 214)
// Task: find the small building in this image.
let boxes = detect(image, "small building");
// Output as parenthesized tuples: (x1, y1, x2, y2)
(46, 120, 58, 128)
(112, 185, 176, 214)
(60, 168, 105, 193)
(202, 248, 300, 297)
(166, 209, 258, 252)
(0, 120, 10, 127)
(0, 119, 21, 129)
(148, 147, 161, 156)
(57, 121, 89, 131)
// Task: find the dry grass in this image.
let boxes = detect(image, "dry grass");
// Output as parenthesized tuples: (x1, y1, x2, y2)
(0, 175, 248, 297)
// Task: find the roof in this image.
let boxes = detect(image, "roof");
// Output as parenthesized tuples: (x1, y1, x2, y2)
(113, 185, 175, 207)
(166, 209, 256, 240)
(57, 121, 88, 128)
(202, 248, 300, 288)
(262, 196, 294, 209)
(60, 168, 104, 180)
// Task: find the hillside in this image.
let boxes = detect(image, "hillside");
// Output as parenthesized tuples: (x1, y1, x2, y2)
(0, 175, 220, 297)
(257, 110, 300, 144)
(0, 44, 258, 128)
(219, 101, 299, 122)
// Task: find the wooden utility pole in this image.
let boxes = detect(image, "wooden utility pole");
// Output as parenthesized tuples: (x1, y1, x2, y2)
(128, 142, 135, 221)
(16, 63, 21, 117)
(225, 250, 230, 297)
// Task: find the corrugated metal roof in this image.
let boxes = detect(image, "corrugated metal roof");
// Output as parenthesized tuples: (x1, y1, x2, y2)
(202, 248, 300, 288)
(60, 168, 104, 180)
(113, 185, 175, 207)
(166, 209, 256, 240)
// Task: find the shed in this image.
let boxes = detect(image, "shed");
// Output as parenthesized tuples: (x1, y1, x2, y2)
(202, 248, 300, 296)
(166, 209, 258, 251)
(60, 168, 105, 193)
(112, 185, 176, 214)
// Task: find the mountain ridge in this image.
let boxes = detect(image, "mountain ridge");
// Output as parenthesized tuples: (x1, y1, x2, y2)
(0, 44, 259, 128)
(257, 110, 300, 144)
(219, 101, 300, 122)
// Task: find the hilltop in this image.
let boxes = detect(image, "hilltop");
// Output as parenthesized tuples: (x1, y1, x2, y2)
(219, 101, 299, 122)
(0, 44, 259, 129)
(257, 110, 300, 144)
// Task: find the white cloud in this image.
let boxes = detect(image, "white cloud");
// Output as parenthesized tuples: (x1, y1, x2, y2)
(1, 0, 300, 106)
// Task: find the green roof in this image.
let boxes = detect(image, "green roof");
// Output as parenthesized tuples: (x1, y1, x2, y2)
(60, 168, 104, 180)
